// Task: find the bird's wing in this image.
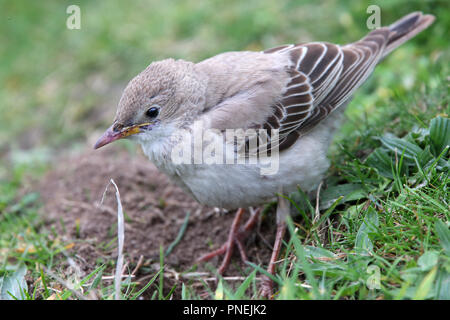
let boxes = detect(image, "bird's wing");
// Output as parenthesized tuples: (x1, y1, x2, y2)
(261, 28, 391, 152)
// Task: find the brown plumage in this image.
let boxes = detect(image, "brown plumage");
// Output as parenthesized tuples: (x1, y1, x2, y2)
(256, 12, 435, 151)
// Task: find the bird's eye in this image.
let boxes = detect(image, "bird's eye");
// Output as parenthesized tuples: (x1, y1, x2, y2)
(145, 106, 159, 118)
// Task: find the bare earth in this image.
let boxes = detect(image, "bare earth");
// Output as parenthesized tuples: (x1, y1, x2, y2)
(39, 147, 276, 298)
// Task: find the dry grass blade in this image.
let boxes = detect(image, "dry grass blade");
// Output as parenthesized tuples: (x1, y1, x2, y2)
(101, 179, 125, 300)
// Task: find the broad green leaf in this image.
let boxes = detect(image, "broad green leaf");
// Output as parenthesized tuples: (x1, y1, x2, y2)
(409, 127, 430, 147)
(392, 284, 435, 300)
(400, 267, 421, 283)
(320, 183, 366, 209)
(379, 134, 424, 160)
(435, 220, 450, 256)
(304, 246, 337, 260)
(415, 146, 435, 168)
(355, 206, 379, 254)
(417, 251, 439, 271)
(436, 270, 450, 300)
(365, 148, 394, 178)
(413, 266, 437, 300)
(0, 264, 28, 300)
(429, 116, 450, 157)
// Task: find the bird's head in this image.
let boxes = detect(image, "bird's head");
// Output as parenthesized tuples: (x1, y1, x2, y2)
(94, 58, 206, 149)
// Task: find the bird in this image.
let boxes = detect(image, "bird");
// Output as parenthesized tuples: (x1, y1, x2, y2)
(94, 12, 435, 297)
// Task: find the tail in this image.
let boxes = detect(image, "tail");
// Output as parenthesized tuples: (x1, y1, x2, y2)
(314, 12, 435, 117)
(382, 11, 435, 58)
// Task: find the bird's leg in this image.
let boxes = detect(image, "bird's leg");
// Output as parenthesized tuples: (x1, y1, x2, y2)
(260, 194, 289, 299)
(197, 207, 261, 274)
(260, 221, 286, 298)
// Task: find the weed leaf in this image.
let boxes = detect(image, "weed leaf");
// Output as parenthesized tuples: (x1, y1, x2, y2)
(413, 267, 437, 300)
(0, 264, 28, 300)
(365, 148, 394, 178)
(355, 206, 379, 254)
(417, 251, 439, 271)
(436, 270, 450, 300)
(435, 220, 450, 256)
(429, 116, 450, 157)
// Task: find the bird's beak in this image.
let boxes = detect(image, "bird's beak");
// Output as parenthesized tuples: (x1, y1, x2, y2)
(93, 123, 152, 149)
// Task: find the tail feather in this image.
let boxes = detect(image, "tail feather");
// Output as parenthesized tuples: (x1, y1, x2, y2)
(383, 11, 435, 57)
(317, 12, 435, 116)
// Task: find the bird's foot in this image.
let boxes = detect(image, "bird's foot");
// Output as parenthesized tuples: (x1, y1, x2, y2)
(197, 208, 261, 275)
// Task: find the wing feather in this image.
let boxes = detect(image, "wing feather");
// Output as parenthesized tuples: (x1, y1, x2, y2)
(259, 28, 391, 152)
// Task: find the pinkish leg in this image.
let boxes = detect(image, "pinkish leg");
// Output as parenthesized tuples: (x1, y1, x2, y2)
(260, 193, 289, 299)
(260, 220, 286, 299)
(197, 208, 262, 274)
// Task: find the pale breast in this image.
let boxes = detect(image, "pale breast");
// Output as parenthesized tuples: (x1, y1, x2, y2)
(138, 109, 342, 209)
(170, 113, 341, 209)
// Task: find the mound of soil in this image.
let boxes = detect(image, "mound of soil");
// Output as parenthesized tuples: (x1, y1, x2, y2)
(39, 147, 276, 298)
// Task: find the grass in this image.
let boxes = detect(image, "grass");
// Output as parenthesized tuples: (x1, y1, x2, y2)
(0, 0, 449, 300)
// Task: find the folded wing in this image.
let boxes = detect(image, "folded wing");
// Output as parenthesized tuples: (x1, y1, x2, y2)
(262, 28, 390, 151)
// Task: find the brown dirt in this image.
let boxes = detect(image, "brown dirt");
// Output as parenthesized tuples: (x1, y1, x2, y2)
(39, 146, 276, 298)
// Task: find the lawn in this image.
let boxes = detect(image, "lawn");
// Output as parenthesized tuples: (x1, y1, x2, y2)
(0, 0, 448, 300)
